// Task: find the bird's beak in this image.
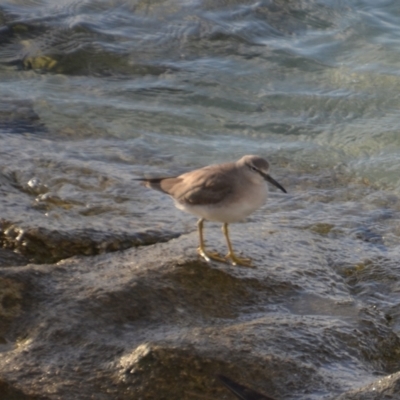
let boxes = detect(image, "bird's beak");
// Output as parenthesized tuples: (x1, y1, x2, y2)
(262, 173, 287, 193)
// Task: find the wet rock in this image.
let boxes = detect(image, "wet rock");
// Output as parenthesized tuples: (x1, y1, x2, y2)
(0, 275, 24, 360)
(118, 343, 313, 400)
(337, 371, 400, 400)
(0, 379, 49, 400)
(0, 222, 180, 264)
(0, 229, 399, 399)
(218, 374, 276, 400)
(0, 277, 23, 320)
(0, 248, 29, 267)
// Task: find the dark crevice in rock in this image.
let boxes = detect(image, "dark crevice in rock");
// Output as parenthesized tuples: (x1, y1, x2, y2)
(0, 221, 181, 264)
(0, 379, 49, 400)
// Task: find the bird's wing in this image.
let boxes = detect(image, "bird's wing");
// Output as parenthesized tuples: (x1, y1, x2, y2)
(135, 162, 235, 204)
(173, 167, 234, 205)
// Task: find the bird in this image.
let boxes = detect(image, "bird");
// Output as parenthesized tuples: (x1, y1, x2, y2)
(136, 155, 286, 266)
(217, 374, 277, 400)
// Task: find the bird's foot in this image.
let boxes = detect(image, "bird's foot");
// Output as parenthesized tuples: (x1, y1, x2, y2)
(225, 252, 253, 267)
(197, 247, 227, 263)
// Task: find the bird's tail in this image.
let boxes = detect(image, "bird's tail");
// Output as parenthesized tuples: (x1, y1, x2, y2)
(133, 177, 170, 193)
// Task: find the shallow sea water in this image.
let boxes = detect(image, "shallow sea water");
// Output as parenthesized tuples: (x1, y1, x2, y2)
(1, 0, 400, 398)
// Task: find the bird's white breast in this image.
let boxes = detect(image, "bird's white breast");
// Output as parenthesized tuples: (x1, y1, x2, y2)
(174, 182, 268, 223)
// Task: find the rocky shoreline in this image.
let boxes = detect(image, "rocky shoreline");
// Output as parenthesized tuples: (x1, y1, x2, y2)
(1, 226, 400, 399)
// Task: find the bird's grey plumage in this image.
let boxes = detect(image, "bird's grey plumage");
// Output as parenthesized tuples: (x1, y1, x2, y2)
(136, 155, 287, 266)
(174, 164, 236, 205)
(138, 162, 241, 206)
(246, 156, 269, 171)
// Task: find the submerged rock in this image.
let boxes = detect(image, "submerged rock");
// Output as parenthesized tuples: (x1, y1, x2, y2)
(0, 98, 46, 135)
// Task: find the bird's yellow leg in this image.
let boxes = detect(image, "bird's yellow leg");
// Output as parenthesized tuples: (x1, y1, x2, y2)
(222, 223, 252, 267)
(197, 219, 227, 263)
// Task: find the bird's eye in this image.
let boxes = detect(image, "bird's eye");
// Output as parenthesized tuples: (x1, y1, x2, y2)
(249, 165, 258, 172)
